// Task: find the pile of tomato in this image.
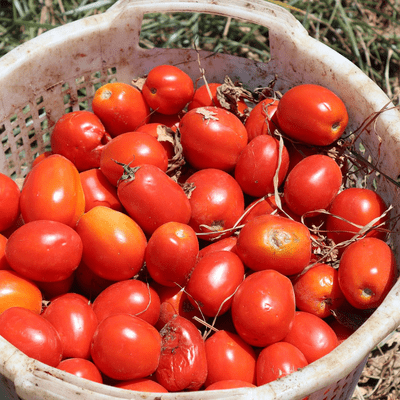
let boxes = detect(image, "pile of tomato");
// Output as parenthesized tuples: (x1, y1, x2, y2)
(0, 63, 397, 394)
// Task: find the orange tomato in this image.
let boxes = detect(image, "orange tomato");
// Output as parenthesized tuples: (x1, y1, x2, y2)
(0, 270, 42, 315)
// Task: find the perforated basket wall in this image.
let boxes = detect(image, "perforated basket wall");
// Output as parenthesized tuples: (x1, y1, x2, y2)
(1, 0, 400, 399)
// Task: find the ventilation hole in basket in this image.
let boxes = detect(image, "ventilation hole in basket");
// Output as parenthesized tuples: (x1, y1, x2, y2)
(79, 100, 89, 111)
(18, 149, 26, 160)
(107, 67, 117, 76)
(22, 104, 31, 114)
(64, 106, 73, 113)
(63, 93, 71, 105)
(13, 125, 21, 137)
(40, 119, 49, 131)
(38, 106, 46, 119)
(36, 96, 44, 105)
(25, 115, 33, 128)
(0, 124, 5, 136)
(76, 76, 85, 85)
(62, 82, 69, 92)
(10, 114, 17, 124)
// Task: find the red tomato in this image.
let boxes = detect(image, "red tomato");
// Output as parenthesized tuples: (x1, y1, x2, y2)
(92, 279, 160, 326)
(256, 341, 308, 386)
(92, 82, 150, 137)
(328, 318, 355, 344)
(245, 98, 279, 140)
(0, 173, 20, 232)
(185, 168, 245, 241)
(75, 206, 147, 281)
(338, 237, 397, 309)
(42, 293, 98, 360)
(145, 222, 199, 287)
(91, 314, 161, 381)
(156, 315, 208, 392)
(32, 150, 52, 168)
(0, 270, 42, 315)
(50, 110, 112, 171)
(241, 195, 281, 225)
(135, 123, 175, 159)
(186, 251, 245, 318)
(56, 358, 103, 384)
(231, 269, 296, 347)
(283, 311, 339, 363)
(204, 330, 256, 387)
(117, 164, 191, 236)
(115, 378, 168, 393)
(79, 168, 123, 212)
(179, 106, 248, 171)
(19, 154, 85, 228)
(205, 380, 256, 390)
(142, 64, 194, 115)
(197, 236, 238, 262)
(5, 220, 82, 282)
(274, 84, 349, 146)
(0, 307, 63, 367)
(149, 111, 182, 129)
(187, 83, 248, 114)
(0, 234, 10, 270)
(326, 188, 389, 244)
(283, 154, 343, 217)
(35, 273, 75, 300)
(234, 134, 289, 197)
(293, 263, 346, 319)
(100, 131, 168, 187)
(236, 214, 311, 276)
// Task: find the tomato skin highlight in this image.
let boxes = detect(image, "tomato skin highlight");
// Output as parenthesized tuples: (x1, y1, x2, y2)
(156, 315, 208, 392)
(5, 220, 83, 282)
(56, 358, 103, 384)
(231, 269, 296, 347)
(20, 154, 85, 228)
(274, 84, 349, 146)
(117, 164, 192, 236)
(75, 206, 147, 281)
(0, 307, 63, 367)
(338, 237, 397, 309)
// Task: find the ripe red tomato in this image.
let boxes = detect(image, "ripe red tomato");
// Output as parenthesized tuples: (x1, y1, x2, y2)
(234, 134, 290, 197)
(274, 84, 349, 146)
(197, 236, 238, 262)
(141, 64, 194, 115)
(152, 283, 203, 330)
(100, 131, 168, 187)
(5, 220, 82, 282)
(185, 168, 245, 241)
(135, 123, 175, 159)
(42, 293, 98, 360)
(326, 188, 389, 244)
(231, 269, 296, 347)
(75, 206, 147, 281)
(0, 270, 42, 315)
(56, 358, 103, 384)
(35, 274, 75, 300)
(145, 222, 199, 287)
(328, 318, 356, 344)
(0, 234, 10, 270)
(236, 214, 311, 276)
(179, 106, 248, 172)
(0, 173, 20, 233)
(256, 341, 308, 386)
(156, 315, 208, 392)
(92, 82, 150, 137)
(205, 380, 256, 390)
(204, 330, 256, 387)
(31, 150, 52, 168)
(149, 111, 182, 129)
(0, 307, 63, 367)
(293, 263, 346, 319)
(185, 251, 245, 318)
(114, 378, 168, 393)
(241, 195, 281, 225)
(245, 97, 279, 140)
(92, 279, 160, 326)
(283, 154, 343, 217)
(117, 164, 191, 236)
(50, 110, 112, 171)
(79, 168, 122, 212)
(19, 154, 85, 228)
(91, 314, 161, 381)
(283, 311, 339, 363)
(338, 237, 397, 309)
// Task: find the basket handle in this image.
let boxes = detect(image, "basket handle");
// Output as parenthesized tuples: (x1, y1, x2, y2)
(107, 0, 308, 38)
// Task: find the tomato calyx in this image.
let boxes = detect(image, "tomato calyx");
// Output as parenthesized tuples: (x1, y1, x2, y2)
(113, 160, 140, 184)
(196, 108, 219, 122)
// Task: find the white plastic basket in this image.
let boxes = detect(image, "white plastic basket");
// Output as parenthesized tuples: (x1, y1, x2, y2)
(1, 0, 400, 399)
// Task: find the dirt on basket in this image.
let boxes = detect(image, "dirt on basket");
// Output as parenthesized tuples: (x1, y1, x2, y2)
(352, 328, 400, 399)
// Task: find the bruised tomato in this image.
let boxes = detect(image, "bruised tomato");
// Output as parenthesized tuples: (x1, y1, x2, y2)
(338, 237, 397, 309)
(274, 84, 349, 146)
(92, 82, 150, 137)
(236, 214, 311, 276)
(179, 106, 248, 172)
(19, 154, 85, 228)
(75, 206, 147, 281)
(50, 110, 111, 171)
(142, 64, 194, 115)
(231, 269, 296, 347)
